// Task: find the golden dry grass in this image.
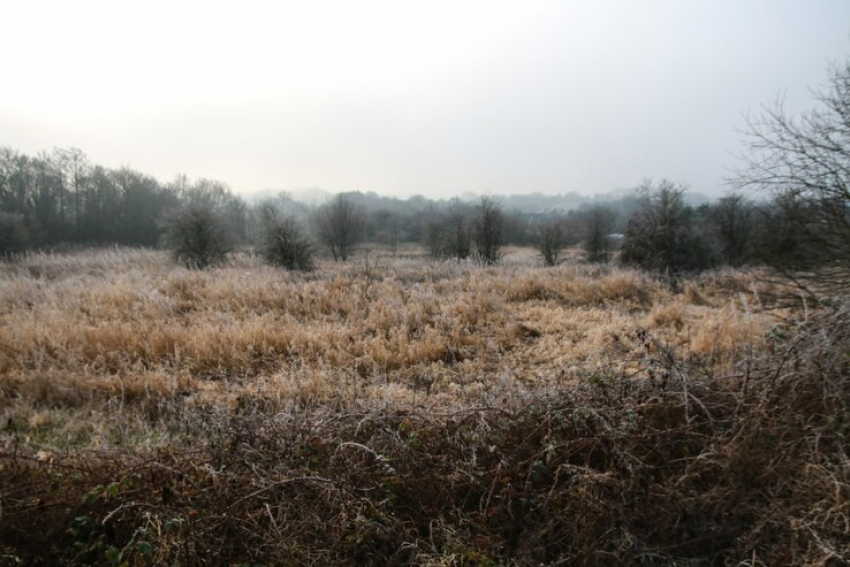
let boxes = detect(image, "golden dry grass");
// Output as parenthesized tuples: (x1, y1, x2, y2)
(0, 247, 780, 450)
(2, 248, 847, 567)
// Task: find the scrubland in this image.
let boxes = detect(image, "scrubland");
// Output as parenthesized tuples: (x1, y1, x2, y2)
(0, 248, 847, 566)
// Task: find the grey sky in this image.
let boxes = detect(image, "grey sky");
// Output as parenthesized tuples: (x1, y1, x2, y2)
(2, 1, 849, 199)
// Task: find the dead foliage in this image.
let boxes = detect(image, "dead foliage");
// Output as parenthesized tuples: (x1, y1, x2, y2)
(1, 303, 846, 566)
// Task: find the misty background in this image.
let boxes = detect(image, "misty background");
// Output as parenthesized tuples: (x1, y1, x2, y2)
(2, 1, 850, 200)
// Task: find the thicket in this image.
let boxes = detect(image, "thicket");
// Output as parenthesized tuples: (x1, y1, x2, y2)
(161, 200, 232, 269)
(426, 199, 473, 260)
(256, 206, 315, 271)
(534, 218, 567, 266)
(620, 180, 713, 273)
(473, 196, 504, 265)
(422, 197, 508, 264)
(1, 302, 846, 566)
(581, 205, 616, 263)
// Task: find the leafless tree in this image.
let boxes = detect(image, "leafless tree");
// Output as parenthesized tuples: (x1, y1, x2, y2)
(312, 193, 366, 261)
(179, 179, 249, 244)
(161, 200, 231, 269)
(52, 147, 90, 238)
(620, 180, 711, 273)
(733, 59, 850, 290)
(256, 205, 314, 271)
(372, 209, 401, 256)
(473, 196, 504, 265)
(443, 200, 472, 260)
(707, 194, 754, 267)
(582, 206, 616, 263)
(387, 215, 400, 256)
(535, 218, 566, 266)
(48, 149, 68, 231)
(425, 216, 444, 259)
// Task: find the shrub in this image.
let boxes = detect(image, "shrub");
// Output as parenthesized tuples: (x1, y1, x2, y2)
(443, 201, 473, 260)
(581, 206, 616, 263)
(3, 303, 847, 566)
(422, 203, 474, 261)
(312, 194, 366, 262)
(535, 219, 566, 266)
(620, 180, 711, 273)
(473, 195, 504, 265)
(257, 208, 314, 271)
(706, 194, 754, 267)
(161, 201, 231, 268)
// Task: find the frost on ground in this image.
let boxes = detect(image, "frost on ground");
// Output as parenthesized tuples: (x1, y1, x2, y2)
(0, 248, 846, 566)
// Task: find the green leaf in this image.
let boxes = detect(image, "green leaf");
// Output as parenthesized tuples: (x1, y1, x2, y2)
(105, 482, 120, 498)
(105, 546, 121, 564)
(135, 540, 154, 558)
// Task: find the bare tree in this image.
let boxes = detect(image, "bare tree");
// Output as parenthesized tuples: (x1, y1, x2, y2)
(473, 196, 504, 265)
(53, 147, 90, 238)
(312, 193, 366, 261)
(49, 148, 68, 232)
(535, 218, 566, 266)
(750, 193, 823, 276)
(372, 209, 401, 256)
(256, 205, 314, 271)
(620, 180, 711, 273)
(582, 206, 615, 263)
(733, 59, 850, 290)
(387, 215, 400, 256)
(422, 201, 474, 261)
(444, 199, 472, 260)
(161, 200, 231, 269)
(424, 215, 444, 259)
(180, 179, 249, 244)
(707, 194, 754, 267)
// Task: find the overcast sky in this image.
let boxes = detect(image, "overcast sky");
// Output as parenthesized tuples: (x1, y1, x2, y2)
(2, 1, 849, 199)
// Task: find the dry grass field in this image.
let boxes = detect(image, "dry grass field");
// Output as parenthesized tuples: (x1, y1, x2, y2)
(0, 248, 847, 566)
(1, 247, 776, 448)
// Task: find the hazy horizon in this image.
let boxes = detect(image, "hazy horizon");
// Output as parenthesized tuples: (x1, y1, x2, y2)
(3, 1, 849, 199)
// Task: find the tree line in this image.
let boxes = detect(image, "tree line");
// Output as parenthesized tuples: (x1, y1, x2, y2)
(0, 147, 842, 284)
(0, 150, 250, 251)
(2, 57, 847, 286)
(0, 144, 618, 264)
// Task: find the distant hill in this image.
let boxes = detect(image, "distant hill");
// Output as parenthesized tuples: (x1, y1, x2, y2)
(250, 187, 334, 206)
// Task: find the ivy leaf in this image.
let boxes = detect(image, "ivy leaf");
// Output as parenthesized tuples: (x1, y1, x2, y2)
(135, 540, 154, 559)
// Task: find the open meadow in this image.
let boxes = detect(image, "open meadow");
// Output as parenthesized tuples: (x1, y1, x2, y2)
(1, 247, 846, 566)
(4, 3, 850, 564)
(1, 246, 780, 446)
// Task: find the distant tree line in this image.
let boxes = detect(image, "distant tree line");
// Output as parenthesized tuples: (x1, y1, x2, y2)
(0, 145, 841, 281)
(0, 149, 250, 252)
(0, 147, 608, 264)
(2, 56, 847, 284)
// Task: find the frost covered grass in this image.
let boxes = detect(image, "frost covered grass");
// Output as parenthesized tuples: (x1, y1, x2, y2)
(1, 247, 777, 449)
(2, 248, 846, 566)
